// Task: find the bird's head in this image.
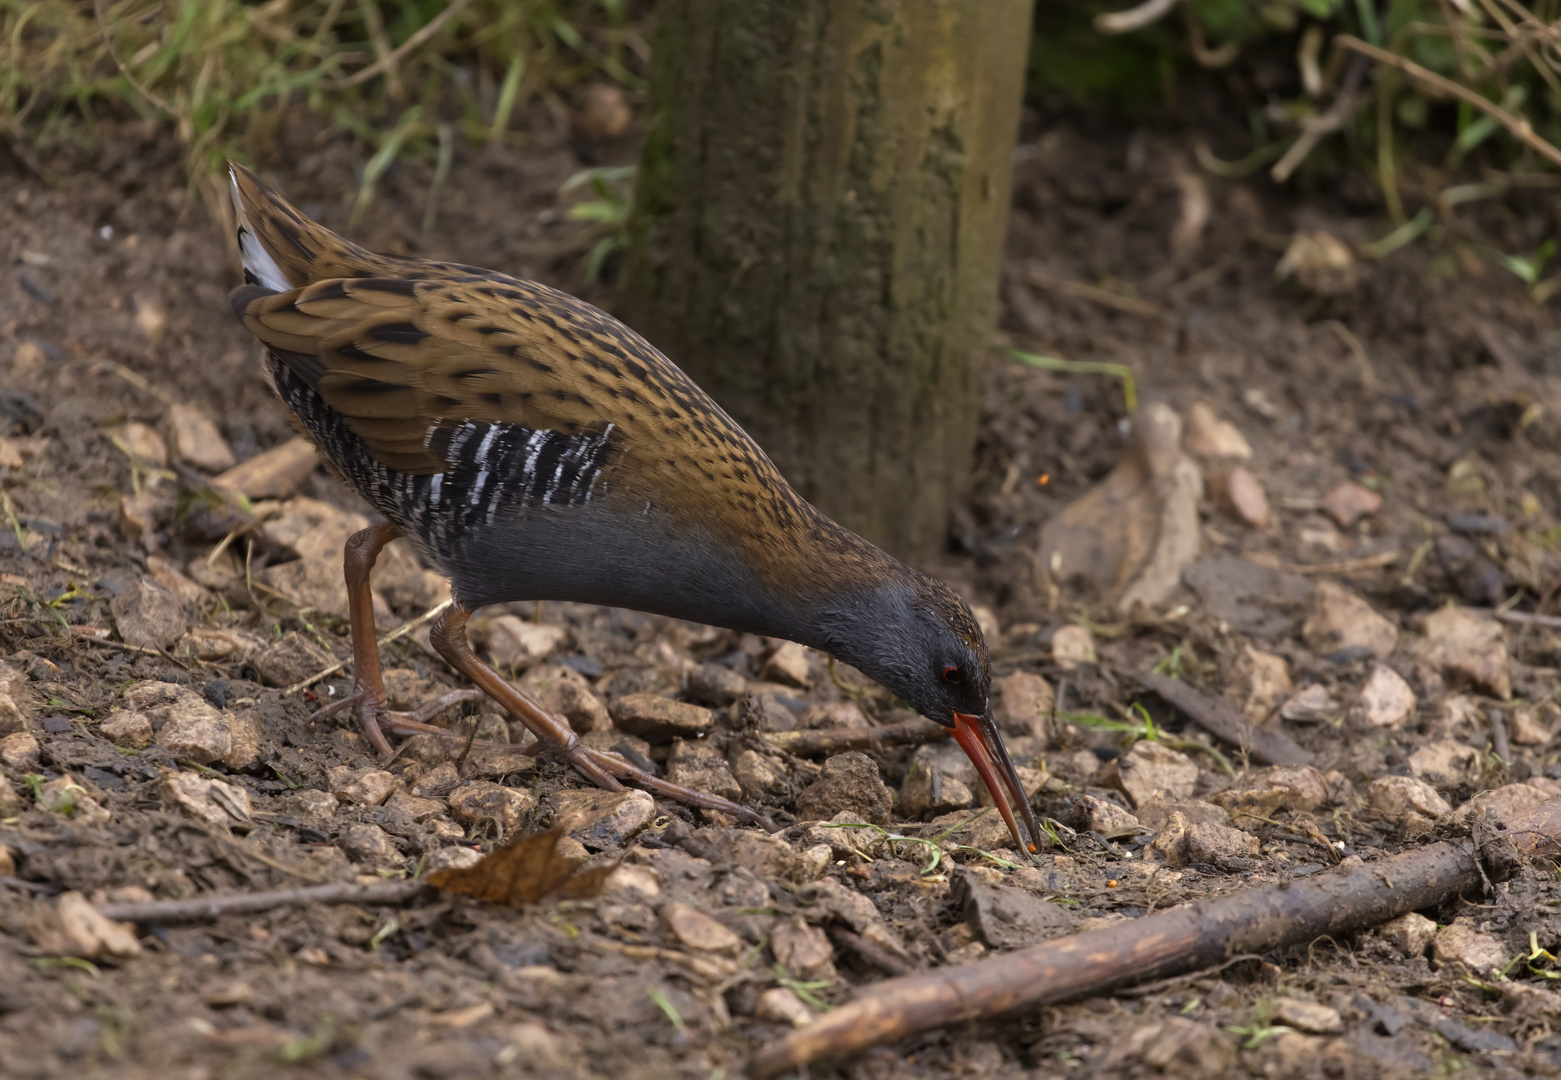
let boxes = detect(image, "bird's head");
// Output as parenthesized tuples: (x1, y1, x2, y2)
(820, 573, 1045, 858)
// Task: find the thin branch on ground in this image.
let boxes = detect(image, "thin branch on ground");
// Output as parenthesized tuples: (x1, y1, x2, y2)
(763, 719, 952, 756)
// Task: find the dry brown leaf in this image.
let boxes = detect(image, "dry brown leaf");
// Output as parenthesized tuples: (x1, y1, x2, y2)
(427, 827, 615, 905)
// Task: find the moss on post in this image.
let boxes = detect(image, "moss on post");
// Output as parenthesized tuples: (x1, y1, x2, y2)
(624, 0, 1032, 560)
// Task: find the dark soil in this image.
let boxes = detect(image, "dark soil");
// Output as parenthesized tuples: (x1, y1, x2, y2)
(4, 101, 1561, 1079)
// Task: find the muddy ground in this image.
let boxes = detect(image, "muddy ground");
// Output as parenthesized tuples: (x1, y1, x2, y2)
(5, 99, 1561, 1079)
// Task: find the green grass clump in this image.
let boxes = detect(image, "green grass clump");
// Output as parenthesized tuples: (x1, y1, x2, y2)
(1, 0, 641, 191)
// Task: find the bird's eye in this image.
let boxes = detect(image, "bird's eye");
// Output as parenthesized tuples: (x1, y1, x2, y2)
(941, 666, 963, 684)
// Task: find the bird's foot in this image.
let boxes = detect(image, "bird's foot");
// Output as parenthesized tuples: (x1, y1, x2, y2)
(312, 687, 486, 759)
(560, 742, 768, 827)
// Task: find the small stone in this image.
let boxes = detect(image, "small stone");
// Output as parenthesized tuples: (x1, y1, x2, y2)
(258, 557, 348, 616)
(685, 663, 748, 707)
(133, 295, 167, 341)
(1275, 229, 1358, 295)
(517, 664, 609, 733)
(993, 670, 1054, 739)
(1421, 607, 1511, 700)
(609, 693, 713, 742)
(0, 843, 12, 876)
(1182, 402, 1253, 460)
(425, 846, 483, 874)
(212, 436, 319, 501)
(662, 902, 742, 953)
(410, 762, 462, 799)
(733, 749, 792, 800)
(1260, 766, 1329, 812)
(37, 775, 111, 824)
(145, 556, 209, 607)
(448, 782, 537, 839)
(478, 616, 569, 670)
(755, 986, 814, 1028)
(1183, 821, 1259, 864)
(111, 577, 190, 649)
(801, 701, 869, 730)
(11, 340, 46, 375)
(0, 774, 20, 816)
(99, 712, 153, 748)
(794, 752, 891, 824)
(0, 730, 40, 769)
(761, 641, 812, 688)
(1348, 664, 1416, 730)
(328, 766, 397, 806)
(284, 789, 337, 823)
(1450, 782, 1549, 826)
(665, 740, 742, 802)
(1231, 646, 1292, 722)
(117, 491, 161, 542)
(1379, 912, 1437, 956)
(972, 605, 1001, 642)
(117, 422, 168, 466)
(1510, 706, 1553, 746)
(551, 788, 655, 849)
(0, 436, 22, 470)
(1100, 741, 1199, 808)
(1434, 920, 1510, 974)
(163, 772, 253, 826)
(1321, 481, 1383, 528)
(1271, 997, 1342, 1034)
(152, 687, 263, 771)
(1051, 625, 1097, 668)
(340, 823, 401, 868)
(603, 864, 662, 899)
(252, 632, 333, 688)
(900, 760, 975, 818)
(1279, 683, 1335, 723)
(1302, 582, 1397, 660)
(1213, 467, 1270, 528)
(771, 915, 836, 981)
(1080, 794, 1141, 838)
(0, 659, 30, 735)
(1407, 740, 1480, 789)
(166, 402, 235, 472)
(792, 844, 832, 882)
(1366, 775, 1451, 825)
(29, 892, 141, 961)
(385, 790, 445, 822)
(1120, 1016, 1237, 1073)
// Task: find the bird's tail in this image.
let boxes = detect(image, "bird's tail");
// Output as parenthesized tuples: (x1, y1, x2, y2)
(228, 162, 386, 291)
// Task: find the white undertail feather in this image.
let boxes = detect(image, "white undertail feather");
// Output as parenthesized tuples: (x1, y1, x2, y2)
(229, 167, 293, 292)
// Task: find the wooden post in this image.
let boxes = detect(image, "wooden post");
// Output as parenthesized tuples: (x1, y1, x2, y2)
(623, 0, 1032, 560)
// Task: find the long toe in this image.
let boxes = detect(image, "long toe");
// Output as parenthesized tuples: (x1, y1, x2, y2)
(572, 745, 768, 826)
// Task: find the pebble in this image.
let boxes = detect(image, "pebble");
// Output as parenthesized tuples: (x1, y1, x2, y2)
(1348, 664, 1416, 730)
(1433, 920, 1510, 974)
(900, 759, 975, 818)
(550, 788, 655, 849)
(602, 864, 662, 900)
(665, 739, 742, 802)
(409, 762, 463, 799)
(1271, 997, 1342, 1034)
(143, 682, 263, 770)
(0, 775, 20, 816)
(284, 789, 337, 823)
(1275, 229, 1358, 295)
(1051, 624, 1097, 668)
(771, 915, 836, 981)
(755, 986, 813, 1026)
(479, 616, 570, 670)
(1260, 765, 1329, 812)
(328, 766, 397, 806)
(1421, 607, 1510, 700)
(760, 641, 812, 688)
(1100, 740, 1199, 808)
(1279, 683, 1335, 722)
(685, 663, 748, 707)
(163, 772, 253, 826)
(1509, 706, 1553, 746)
(1080, 794, 1141, 837)
(425, 846, 482, 873)
(29, 892, 141, 961)
(517, 664, 610, 733)
(1378, 912, 1437, 956)
(1320, 480, 1382, 528)
(133, 295, 167, 341)
(448, 782, 537, 839)
(37, 774, 111, 824)
(661, 902, 742, 954)
(258, 556, 349, 616)
(1182, 821, 1259, 864)
(99, 712, 153, 748)
(0, 730, 40, 769)
(117, 491, 162, 543)
(794, 751, 891, 824)
(0, 436, 22, 470)
(992, 670, 1054, 739)
(1406, 740, 1480, 789)
(110, 577, 190, 649)
(0, 659, 32, 735)
(117, 422, 168, 466)
(609, 693, 713, 742)
(212, 436, 319, 501)
(1182, 401, 1253, 459)
(340, 823, 401, 868)
(251, 632, 332, 688)
(732, 749, 792, 800)
(145, 556, 210, 607)
(1232, 645, 1292, 721)
(1213, 466, 1269, 528)
(1365, 775, 1450, 825)
(1450, 782, 1550, 826)
(166, 402, 236, 472)
(1302, 582, 1397, 660)
(384, 790, 445, 823)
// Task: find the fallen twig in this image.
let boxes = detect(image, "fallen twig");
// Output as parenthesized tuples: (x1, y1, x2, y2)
(750, 797, 1561, 1077)
(763, 719, 951, 756)
(1092, 0, 1177, 35)
(1138, 671, 1312, 766)
(1476, 608, 1561, 631)
(97, 879, 430, 924)
(1023, 265, 1163, 318)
